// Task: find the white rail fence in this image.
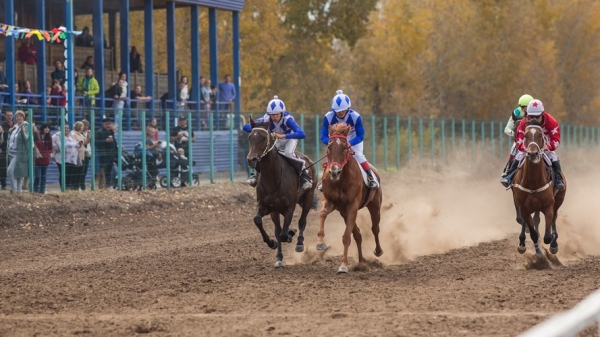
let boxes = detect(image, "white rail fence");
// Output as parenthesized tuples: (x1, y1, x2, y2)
(520, 288, 600, 337)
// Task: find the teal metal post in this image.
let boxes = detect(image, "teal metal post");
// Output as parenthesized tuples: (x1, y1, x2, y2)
(407, 118, 412, 164)
(430, 118, 434, 165)
(490, 121, 495, 157)
(481, 121, 485, 155)
(90, 110, 95, 190)
(60, 108, 66, 192)
(141, 111, 147, 190)
(419, 118, 423, 164)
(395, 116, 400, 170)
(229, 113, 234, 181)
(300, 114, 305, 154)
(209, 112, 214, 183)
(371, 115, 376, 165)
(383, 117, 388, 171)
(499, 121, 503, 158)
(441, 120, 445, 163)
(188, 111, 193, 185)
(117, 110, 123, 191)
(165, 111, 171, 189)
(471, 120, 475, 155)
(566, 125, 570, 150)
(315, 115, 320, 180)
(462, 119, 466, 153)
(580, 125, 583, 148)
(451, 118, 455, 154)
(28, 109, 34, 193)
(586, 126, 590, 149)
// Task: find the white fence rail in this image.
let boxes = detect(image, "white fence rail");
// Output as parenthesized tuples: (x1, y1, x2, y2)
(520, 288, 600, 337)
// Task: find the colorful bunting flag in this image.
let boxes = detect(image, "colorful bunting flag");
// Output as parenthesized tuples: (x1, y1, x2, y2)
(0, 23, 81, 43)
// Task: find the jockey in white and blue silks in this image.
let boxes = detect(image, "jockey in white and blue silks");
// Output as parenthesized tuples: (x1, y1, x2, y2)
(243, 95, 313, 190)
(320, 90, 379, 189)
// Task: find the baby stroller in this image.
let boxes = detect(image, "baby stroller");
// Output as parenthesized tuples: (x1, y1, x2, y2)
(114, 147, 158, 190)
(157, 142, 199, 188)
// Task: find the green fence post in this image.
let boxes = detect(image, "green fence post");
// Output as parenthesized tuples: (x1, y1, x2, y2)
(586, 126, 590, 150)
(371, 115, 376, 165)
(209, 112, 214, 183)
(60, 108, 66, 192)
(141, 111, 147, 190)
(490, 121, 495, 158)
(462, 119, 466, 153)
(418, 118, 423, 164)
(90, 110, 95, 191)
(481, 121, 485, 155)
(471, 120, 475, 155)
(441, 119, 446, 163)
(117, 109, 123, 191)
(395, 116, 400, 170)
(229, 113, 234, 182)
(383, 116, 388, 171)
(499, 121, 503, 159)
(188, 111, 194, 185)
(165, 111, 171, 189)
(407, 117, 412, 164)
(315, 115, 320, 180)
(451, 118, 455, 154)
(28, 109, 34, 193)
(597, 126, 599, 148)
(430, 119, 435, 165)
(300, 114, 305, 154)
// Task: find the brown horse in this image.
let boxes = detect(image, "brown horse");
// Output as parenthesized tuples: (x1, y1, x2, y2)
(512, 122, 567, 255)
(316, 123, 383, 273)
(246, 119, 318, 268)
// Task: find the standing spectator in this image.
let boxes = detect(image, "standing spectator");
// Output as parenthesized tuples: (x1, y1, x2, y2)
(146, 118, 159, 142)
(80, 120, 92, 190)
(179, 76, 189, 110)
(170, 116, 195, 157)
(81, 56, 94, 70)
(201, 79, 212, 111)
(210, 84, 218, 111)
(50, 80, 62, 106)
(95, 118, 118, 189)
(18, 39, 37, 65)
(34, 123, 52, 194)
(75, 27, 94, 47)
(70, 121, 86, 190)
(58, 83, 68, 108)
(0, 111, 13, 190)
(130, 46, 143, 73)
(51, 60, 66, 85)
(118, 72, 129, 108)
(217, 74, 236, 112)
(130, 85, 152, 109)
(0, 71, 7, 111)
(45, 86, 52, 106)
(145, 126, 161, 178)
(73, 69, 79, 87)
(105, 79, 124, 109)
(21, 81, 38, 105)
(7, 111, 29, 192)
(52, 124, 81, 190)
(77, 68, 100, 108)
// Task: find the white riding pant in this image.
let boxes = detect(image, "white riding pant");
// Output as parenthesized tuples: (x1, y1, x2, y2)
(510, 143, 518, 156)
(276, 138, 306, 169)
(351, 141, 367, 164)
(514, 150, 558, 162)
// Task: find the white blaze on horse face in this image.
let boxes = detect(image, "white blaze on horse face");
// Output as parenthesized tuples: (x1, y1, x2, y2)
(530, 128, 536, 136)
(336, 138, 341, 145)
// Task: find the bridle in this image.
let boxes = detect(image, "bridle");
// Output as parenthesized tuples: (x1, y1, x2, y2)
(524, 125, 547, 163)
(323, 134, 354, 170)
(250, 127, 277, 161)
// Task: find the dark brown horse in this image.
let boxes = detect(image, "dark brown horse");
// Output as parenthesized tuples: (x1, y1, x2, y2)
(316, 123, 383, 273)
(512, 123, 567, 255)
(246, 119, 318, 268)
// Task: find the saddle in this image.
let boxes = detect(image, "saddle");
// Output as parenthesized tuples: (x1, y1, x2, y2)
(278, 151, 305, 175)
(507, 154, 554, 189)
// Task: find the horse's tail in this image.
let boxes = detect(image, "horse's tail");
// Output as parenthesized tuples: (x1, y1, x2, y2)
(310, 192, 320, 210)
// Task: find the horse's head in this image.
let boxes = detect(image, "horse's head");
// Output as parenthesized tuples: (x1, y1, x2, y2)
(524, 121, 546, 164)
(246, 118, 276, 168)
(325, 123, 353, 182)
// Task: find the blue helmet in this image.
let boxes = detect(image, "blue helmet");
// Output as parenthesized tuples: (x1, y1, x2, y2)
(267, 95, 285, 114)
(331, 89, 351, 112)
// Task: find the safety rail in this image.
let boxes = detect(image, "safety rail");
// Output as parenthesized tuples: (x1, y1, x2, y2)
(519, 288, 600, 337)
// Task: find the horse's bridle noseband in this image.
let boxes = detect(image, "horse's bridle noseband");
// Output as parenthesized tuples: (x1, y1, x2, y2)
(250, 127, 277, 161)
(323, 134, 354, 170)
(525, 125, 547, 162)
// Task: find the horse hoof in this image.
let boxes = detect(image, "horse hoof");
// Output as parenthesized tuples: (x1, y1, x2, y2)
(295, 245, 304, 253)
(288, 228, 298, 238)
(550, 246, 558, 254)
(517, 245, 526, 254)
(269, 240, 278, 250)
(280, 235, 289, 243)
(535, 247, 543, 255)
(275, 260, 284, 268)
(374, 249, 383, 257)
(316, 242, 327, 250)
(337, 266, 348, 274)
(544, 234, 552, 245)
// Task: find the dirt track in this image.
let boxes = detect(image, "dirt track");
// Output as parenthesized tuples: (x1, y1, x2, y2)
(1, 162, 599, 336)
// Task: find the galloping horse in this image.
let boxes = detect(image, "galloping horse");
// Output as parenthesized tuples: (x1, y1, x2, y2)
(512, 122, 567, 255)
(316, 123, 383, 273)
(246, 119, 317, 268)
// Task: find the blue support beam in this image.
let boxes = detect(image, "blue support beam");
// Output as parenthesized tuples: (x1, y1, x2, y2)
(36, 0, 47, 121)
(108, 12, 117, 69)
(4, 0, 15, 111)
(144, 0, 154, 116)
(233, 10, 241, 124)
(209, 7, 219, 88)
(191, 5, 201, 113)
(65, 0, 75, 127)
(120, 0, 131, 129)
(166, 2, 177, 111)
(93, 0, 106, 113)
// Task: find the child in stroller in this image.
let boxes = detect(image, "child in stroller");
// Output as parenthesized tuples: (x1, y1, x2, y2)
(115, 145, 159, 190)
(158, 142, 198, 188)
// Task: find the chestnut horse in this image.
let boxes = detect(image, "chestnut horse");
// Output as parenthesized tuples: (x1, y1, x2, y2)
(316, 123, 383, 273)
(512, 122, 567, 255)
(246, 119, 318, 268)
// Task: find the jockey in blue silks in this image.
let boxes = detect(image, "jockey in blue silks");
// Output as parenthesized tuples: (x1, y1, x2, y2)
(243, 95, 313, 190)
(320, 89, 379, 189)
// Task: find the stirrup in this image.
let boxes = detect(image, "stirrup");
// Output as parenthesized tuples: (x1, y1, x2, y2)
(500, 177, 511, 188)
(301, 180, 312, 190)
(367, 176, 379, 188)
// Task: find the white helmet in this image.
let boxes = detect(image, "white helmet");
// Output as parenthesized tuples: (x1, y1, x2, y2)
(267, 95, 285, 115)
(527, 99, 544, 116)
(331, 89, 351, 112)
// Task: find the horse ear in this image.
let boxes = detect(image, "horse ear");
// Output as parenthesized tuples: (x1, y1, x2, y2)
(328, 124, 333, 135)
(344, 124, 351, 136)
(250, 117, 255, 128)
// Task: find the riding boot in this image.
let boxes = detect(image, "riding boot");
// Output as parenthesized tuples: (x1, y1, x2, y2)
(299, 169, 313, 190)
(501, 159, 519, 187)
(552, 161, 565, 191)
(501, 159, 513, 178)
(365, 169, 379, 188)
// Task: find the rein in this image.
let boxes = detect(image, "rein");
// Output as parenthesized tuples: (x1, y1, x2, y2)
(513, 126, 553, 194)
(322, 134, 354, 170)
(251, 127, 278, 161)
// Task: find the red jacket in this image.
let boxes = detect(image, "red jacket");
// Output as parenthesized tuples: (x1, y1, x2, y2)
(516, 112, 561, 152)
(35, 132, 53, 166)
(18, 43, 37, 65)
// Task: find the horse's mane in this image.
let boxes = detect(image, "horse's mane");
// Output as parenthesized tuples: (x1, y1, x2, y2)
(252, 120, 270, 129)
(527, 119, 542, 127)
(330, 123, 350, 136)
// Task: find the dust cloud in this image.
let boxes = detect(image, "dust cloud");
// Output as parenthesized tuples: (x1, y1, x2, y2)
(302, 149, 600, 265)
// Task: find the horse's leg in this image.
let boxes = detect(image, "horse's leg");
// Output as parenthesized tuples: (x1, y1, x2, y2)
(517, 217, 527, 254)
(338, 208, 358, 274)
(513, 197, 528, 233)
(279, 206, 296, 244)
(295, 193, 313, 253)
(254, 209, 277, 250)
(520, 207, 541, 255)
(550, 212, 559, 254)
(316, 198, 335, 250)
(270, 213, 284, 268)
(351, 225, 364, 264)
(367, 195, 383, 257)
(542, 206, 554, 246)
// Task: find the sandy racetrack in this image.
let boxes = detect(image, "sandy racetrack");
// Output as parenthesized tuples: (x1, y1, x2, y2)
(0, 153, 599, 336)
